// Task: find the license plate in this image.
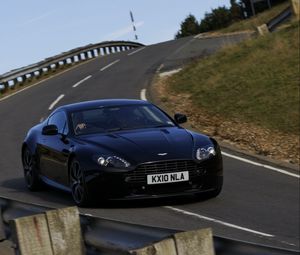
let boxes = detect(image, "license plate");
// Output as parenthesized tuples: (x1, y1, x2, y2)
(147, 171, 189, 185)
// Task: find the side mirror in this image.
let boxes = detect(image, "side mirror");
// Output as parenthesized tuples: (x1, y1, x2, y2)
(42, 124, 58, 136)
(174, 113, 187, 124)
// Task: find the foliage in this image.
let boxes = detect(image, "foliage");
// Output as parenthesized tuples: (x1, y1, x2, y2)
(175, 14, 200, 39)
(199, 6, 234, 32)
(175, 1, 243, 38)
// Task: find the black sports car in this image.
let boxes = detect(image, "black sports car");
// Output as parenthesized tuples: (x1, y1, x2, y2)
(22, 99, 223, 206)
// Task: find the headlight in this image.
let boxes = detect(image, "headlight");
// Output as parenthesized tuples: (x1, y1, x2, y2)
(97, 156, 130, 168)
(196, 146, 216, 161)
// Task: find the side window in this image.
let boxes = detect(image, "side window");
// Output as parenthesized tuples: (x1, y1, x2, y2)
(48, 111, 69, 135)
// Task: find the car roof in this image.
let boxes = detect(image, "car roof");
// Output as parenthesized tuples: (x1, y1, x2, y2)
(55, 99, 151, 112)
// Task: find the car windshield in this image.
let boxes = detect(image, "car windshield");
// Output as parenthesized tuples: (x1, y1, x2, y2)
(71, 104, 175, 135)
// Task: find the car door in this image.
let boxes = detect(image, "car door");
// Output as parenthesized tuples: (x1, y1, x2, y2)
(39, 111, 71, 186)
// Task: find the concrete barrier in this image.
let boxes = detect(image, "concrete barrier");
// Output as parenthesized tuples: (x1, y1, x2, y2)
(257, 24, 270, 35)
(130, 228, 214, 255)
(291, 0, 300, 18)
(10, 207, 84, 255)
(0, 197, 298, 255)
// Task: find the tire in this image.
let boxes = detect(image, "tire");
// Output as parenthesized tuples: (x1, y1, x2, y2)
(22, 147, 42, 191)
(69, 159, 91, 207)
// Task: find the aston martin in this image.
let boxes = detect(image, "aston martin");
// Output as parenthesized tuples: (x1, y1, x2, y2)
(22, 99, 223, 206)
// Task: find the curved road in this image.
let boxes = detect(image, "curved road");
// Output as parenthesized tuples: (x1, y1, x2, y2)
(0, 35, 299, 250)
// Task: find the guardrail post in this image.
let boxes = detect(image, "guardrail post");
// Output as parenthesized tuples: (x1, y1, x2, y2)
(90, 50, 96, 58)
(291, 0, 300, 18)
(2, 81, 9, 93)
(64, 59, 68, 65)
(36, 70, 42, 78)
(257, 24, 270, 35)
(21, 75, 27, 86)
(11, 78, 19, 89)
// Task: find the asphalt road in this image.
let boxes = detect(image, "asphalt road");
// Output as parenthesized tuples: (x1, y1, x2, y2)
(0, 34, 299, 251)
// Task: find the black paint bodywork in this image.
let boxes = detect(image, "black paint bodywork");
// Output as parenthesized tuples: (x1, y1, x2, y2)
(22, 99, 223, 201)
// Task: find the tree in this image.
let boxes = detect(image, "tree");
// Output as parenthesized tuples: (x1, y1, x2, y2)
(175, 14, 200, 39)
(199, 6, 232, 33)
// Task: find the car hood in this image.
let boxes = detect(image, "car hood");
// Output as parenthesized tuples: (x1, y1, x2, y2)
(77, 127, 209, 164)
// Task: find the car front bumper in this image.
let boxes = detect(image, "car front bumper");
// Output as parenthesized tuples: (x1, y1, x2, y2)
(84, 158, 223, 200)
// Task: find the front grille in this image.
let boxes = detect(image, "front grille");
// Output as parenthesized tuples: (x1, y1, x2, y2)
(125, 160, 203, 184)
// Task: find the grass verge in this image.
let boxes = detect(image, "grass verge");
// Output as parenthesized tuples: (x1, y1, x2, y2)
(169, 22, 299, 134)
(156, 22, 299, 164)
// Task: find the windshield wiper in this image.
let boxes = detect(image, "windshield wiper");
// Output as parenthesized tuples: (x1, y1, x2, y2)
(106, 127, 124, 132)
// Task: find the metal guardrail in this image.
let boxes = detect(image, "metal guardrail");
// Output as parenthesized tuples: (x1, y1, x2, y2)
(0, 41, 144, 92)
(267, 6, 292, 31)
(0, 196, 298, 255)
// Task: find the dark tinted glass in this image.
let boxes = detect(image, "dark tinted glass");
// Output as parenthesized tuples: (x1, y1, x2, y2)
(71, 104, 175, 135)
(48, 111, 68, 134)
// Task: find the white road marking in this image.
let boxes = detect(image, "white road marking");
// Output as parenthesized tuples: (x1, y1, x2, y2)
(222, 152, 299, 179)
(279, 240, 297, 247)
(127, 47, 145, 56)
(0, 58, 96, 103)
(156, 64, 164, 73)
(48, 94, 65, 110)
(139, 90, 298, 178)
(159, 68, 182, 78)
(83, 213, 93, 217)
(100, 59, 120, 71)
(164, 206, 274, 237)
(140, 89, 147, 101)
(72, 75, 92, 88)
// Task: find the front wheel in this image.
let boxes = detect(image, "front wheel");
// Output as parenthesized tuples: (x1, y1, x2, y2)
(69, 159, 91, 207)
(22, 147, 42, 191)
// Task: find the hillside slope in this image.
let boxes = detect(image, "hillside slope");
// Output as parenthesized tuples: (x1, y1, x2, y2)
(155, 22, 299, 164)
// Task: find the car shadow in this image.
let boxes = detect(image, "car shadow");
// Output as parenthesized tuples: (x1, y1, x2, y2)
(1, 177, 208, 209)
(91, 195, 208, 209)
(1, 177, 74, 207)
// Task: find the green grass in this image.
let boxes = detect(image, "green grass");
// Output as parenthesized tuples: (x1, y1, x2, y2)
(220, 1, 291, 33)
(168, 22, 299, 134)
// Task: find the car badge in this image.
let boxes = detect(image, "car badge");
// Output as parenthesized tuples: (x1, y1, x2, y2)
(158, 153, 168, 156)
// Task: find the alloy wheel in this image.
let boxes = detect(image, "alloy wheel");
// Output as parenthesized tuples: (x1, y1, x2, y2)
(23, 149, 34, 188)
(70, 160, 86, 204)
